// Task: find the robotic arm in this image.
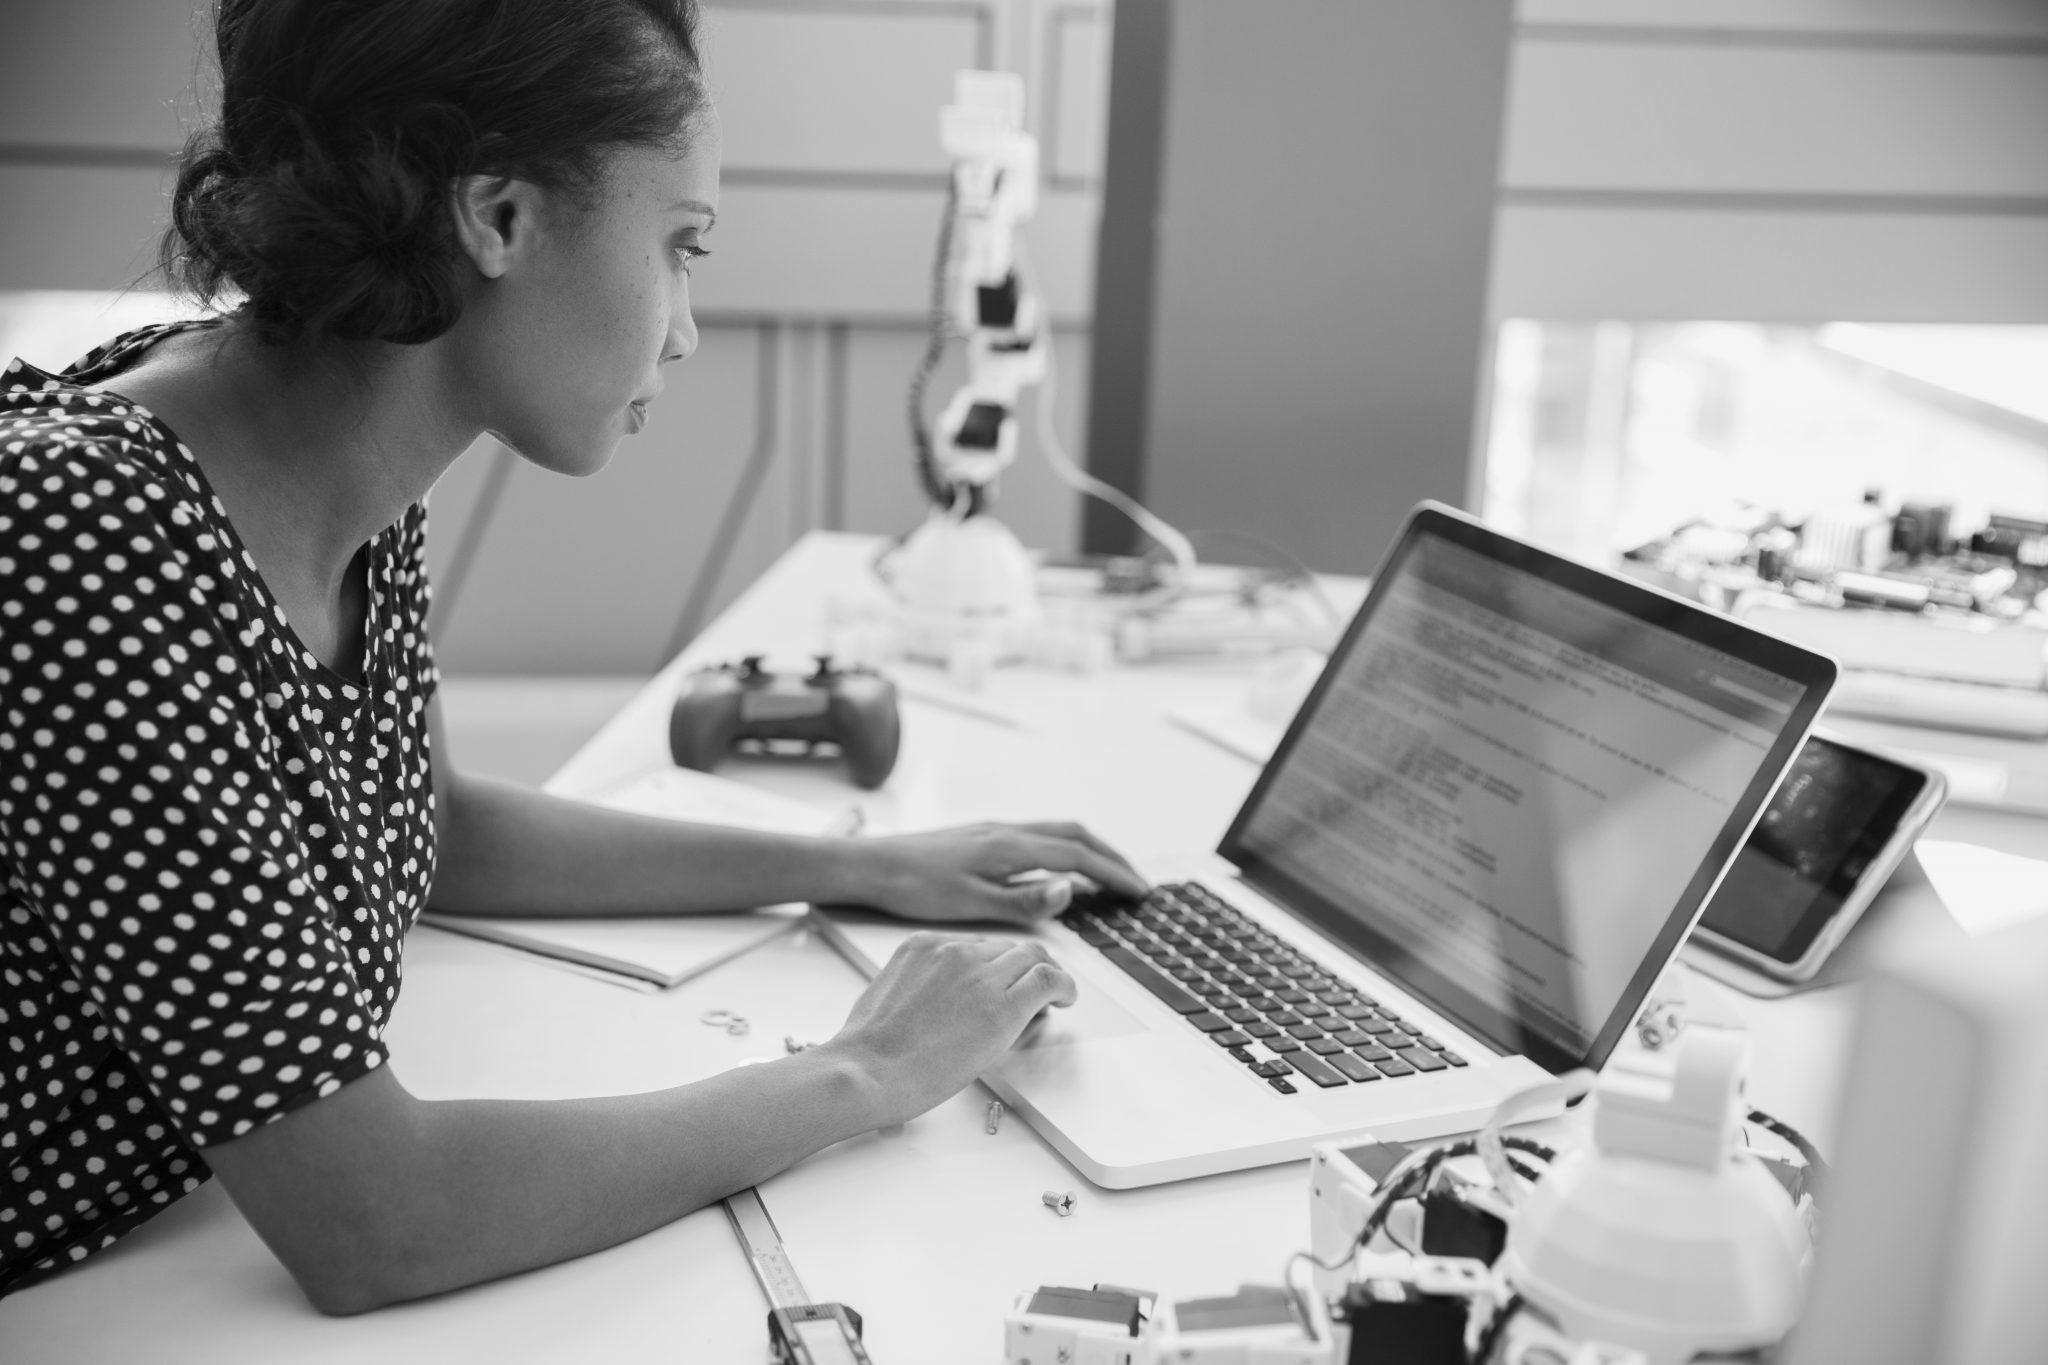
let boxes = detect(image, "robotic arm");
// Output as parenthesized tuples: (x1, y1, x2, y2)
(924, 70, 1047, 502)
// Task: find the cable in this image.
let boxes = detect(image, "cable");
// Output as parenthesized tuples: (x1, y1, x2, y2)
(429, 440, 517, 636)
(1747, 1107, 1829, 1189)
(1281, 1252, 1330, 1345)
(1180, 527, 1348, 631)
(659, 322, 783, 664)
(1479, 1070, 1595, 1209)
(1013, 239, 1198, 584)
(1472, 1292, 1524, 1365)
(907, 176, 960, 508)
(1503, 1137, 1556, 1163)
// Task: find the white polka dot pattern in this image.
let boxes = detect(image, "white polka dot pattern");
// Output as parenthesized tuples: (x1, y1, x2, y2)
(0, 324, 439, 1294)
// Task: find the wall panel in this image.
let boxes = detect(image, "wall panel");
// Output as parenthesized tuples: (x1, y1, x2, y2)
(1520, 0, 2048, 41)
(1488, 3, 2048, 327)
(1493, 205, 2048, 324)
(0, 164, 171, 290)
(690, 181, 1096, 321)
(1042, 4, 1109, 187)
(705, 2, 987, 180)
(0, 4, 204, 152)
(1505, 43, 2048, 200)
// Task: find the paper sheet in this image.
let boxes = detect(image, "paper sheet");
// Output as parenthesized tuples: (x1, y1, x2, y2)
(1915, 839, 2048, 937)
(419, 767, 857, 986)
(587, 766, 862, 836)
(1167, 703, 1285, 765)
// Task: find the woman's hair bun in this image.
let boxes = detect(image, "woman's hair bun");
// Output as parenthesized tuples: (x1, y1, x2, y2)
(170, 110, 470, 346)
(163, 0, 705, 350)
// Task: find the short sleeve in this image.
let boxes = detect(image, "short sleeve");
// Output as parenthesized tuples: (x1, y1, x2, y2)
(0, 443, 388, 1146)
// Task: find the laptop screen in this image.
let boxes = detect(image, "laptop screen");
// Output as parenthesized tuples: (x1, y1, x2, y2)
(1220, 506, 1835, 1074)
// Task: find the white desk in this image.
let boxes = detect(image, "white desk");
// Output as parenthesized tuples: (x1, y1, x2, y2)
(3, 532, 2033, 1362)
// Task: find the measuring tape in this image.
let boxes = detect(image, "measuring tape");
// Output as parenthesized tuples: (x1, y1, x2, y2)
(724, 1186, 875, 1365)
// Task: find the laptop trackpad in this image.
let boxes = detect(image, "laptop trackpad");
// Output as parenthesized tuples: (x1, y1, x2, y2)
(1013, 972, 1148, 1049)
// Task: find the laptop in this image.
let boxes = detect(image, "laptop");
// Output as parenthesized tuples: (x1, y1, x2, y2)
(821, 503, 1836, 1188)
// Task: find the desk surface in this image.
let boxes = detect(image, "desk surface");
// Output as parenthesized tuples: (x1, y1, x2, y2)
(3, 532, 2033, 1362)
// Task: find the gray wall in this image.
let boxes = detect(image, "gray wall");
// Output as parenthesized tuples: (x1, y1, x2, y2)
(1493, 0, 2048, 323)
(1084, 0, 2048, 571)
(1086, 0, 1514, 572)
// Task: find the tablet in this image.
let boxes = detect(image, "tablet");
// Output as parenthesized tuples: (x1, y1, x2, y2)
(1692, 732, 1947, 984)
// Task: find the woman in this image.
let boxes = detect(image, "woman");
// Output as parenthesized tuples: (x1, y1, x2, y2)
(0, 0, 1143, 1311)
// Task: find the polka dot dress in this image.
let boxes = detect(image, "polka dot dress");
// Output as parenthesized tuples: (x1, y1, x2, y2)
(0, 324, 439, 1294)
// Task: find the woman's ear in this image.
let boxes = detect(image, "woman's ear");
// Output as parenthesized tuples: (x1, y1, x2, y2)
(449, 175, 541, 280)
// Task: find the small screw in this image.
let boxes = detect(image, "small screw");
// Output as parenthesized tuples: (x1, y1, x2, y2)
(985, 1100, 1004, 1135)
(1041, 1190, 1075, 1217)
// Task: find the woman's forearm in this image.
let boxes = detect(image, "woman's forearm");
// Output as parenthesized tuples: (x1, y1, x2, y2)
(428, 771, 884, 917)
(208, 1046, 885, 1314)
(210, 932, 1075, 1315)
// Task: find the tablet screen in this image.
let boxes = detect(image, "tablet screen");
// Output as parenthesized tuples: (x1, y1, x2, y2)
(1698, 736, 1930, 964)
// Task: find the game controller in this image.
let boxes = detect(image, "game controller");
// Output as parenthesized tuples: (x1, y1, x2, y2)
(669, 655, 902, 789)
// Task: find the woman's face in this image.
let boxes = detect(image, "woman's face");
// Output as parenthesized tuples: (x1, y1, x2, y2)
(460, 116, 722, 476)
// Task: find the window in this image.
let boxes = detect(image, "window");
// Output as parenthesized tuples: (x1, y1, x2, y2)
(1481, 321, 2048, 567)
(0, 290, 209, 376)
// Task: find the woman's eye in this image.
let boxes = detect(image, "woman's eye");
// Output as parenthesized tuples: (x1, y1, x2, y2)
(674, 245, 711, 273)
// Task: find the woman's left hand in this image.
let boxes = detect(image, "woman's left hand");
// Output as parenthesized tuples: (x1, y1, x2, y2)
(846, 821, 1150, 926)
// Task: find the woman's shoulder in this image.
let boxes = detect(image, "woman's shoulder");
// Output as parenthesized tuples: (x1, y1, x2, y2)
(2, 336, 254, 626)
(6, 325, 226, 496)
(4, 329, 207, 491)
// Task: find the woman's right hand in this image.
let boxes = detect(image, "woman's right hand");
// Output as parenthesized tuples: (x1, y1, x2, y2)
(824, 932, 1077, 1128)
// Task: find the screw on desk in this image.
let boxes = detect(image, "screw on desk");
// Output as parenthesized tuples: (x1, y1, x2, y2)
(985, 1100, 1004, 1135)
(1041, 1190, 1075, 1217)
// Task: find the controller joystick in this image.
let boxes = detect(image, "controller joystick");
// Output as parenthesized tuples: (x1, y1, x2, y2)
(669, 655, 902, 789)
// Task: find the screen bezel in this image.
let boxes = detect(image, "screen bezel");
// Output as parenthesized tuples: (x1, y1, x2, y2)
(1217, 502, 1838, 1076)
(1696, 733, 1936, 967)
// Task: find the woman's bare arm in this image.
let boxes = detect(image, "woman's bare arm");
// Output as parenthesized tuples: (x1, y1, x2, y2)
(204, 933, 1073, 1314)
(423, 699, 1146, 922)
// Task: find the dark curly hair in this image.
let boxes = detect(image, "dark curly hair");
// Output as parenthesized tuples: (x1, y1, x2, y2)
(162, 0, 707, 349)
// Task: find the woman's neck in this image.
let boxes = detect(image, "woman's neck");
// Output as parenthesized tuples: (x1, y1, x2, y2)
(92, 321, 481, 664)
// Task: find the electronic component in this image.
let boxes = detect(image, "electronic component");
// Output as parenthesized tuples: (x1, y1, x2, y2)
(1333, 1256, 1491, 1365)
(1732, 593, 2048, 689)
(1415, 1187, 1506, 1264)
(1971, 512, 2048, 567)
(1794, 500, 1893, 574)
(1308, 1136, 1411, 1297)
(1834, 569, 1932, 612)
(1005, 1284, 1151, 1365)
(1153, 1283, 1333, 1364)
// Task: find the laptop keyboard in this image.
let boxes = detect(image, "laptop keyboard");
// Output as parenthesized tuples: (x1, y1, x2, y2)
(1059, 881, 1466, 1095)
